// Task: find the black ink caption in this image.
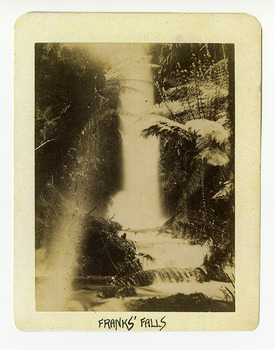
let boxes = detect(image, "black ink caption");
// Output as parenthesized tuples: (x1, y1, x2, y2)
(98, 316, 166, 331)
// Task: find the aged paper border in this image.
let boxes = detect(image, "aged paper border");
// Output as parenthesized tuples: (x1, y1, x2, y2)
(14, 12, 261, 331)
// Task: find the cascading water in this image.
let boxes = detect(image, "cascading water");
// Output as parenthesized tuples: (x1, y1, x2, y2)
(106, 46, 210, 276)
(106, 46, 209, 282)
(100, 45, 221, 306)
(108, 46, 164, 229)
(120, 230, 209, 272)
(36, 45, 234, 312)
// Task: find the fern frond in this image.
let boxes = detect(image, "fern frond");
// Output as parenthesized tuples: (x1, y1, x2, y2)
(199, 81, 228, 100)
(105, 69, 123, 82)
(143, 116, 229, 146)
(212, 179, 234, 200)
(197, 148, 229, 166)
(151, 100, 191, 117)
(186, 119, 230, 145)
(205, 58, 228, 76)
(142, 117, 193, 141)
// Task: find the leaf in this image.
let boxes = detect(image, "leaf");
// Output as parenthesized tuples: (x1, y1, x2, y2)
(185, 119, 229, 145)
(197, 148, 229, 166)
(144, 116, 229, 145)
(205, 58, 228, 75)
(212, 180, 234, 200)
(151, 100, 189, 117)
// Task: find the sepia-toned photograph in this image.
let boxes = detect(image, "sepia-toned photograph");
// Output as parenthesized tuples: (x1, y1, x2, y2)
(14, 13, 261, 331)
(35, 42, 235, 312)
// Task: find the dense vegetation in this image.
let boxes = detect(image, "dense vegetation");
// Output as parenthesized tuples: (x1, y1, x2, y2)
(145, 43, 235, 273)
(35, 43, 122, 248)
(35, 43, 234, 286)
(78, 216, 142, 277)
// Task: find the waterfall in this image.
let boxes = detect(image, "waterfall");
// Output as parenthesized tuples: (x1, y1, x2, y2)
(121, 230, 209, 271)
(107, 46, 209, 293)
(34, 44, 234, 312)
(108, 46, 164, 230)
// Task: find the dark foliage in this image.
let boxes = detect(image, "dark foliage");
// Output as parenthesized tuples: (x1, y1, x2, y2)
(147, 43, 235, 268)
(35, 44, 122, 248)
(127, 292, 235, 312)
(78, 216, 142, 277)
(35, 43, 235, 286)
(35, 43, 106, 195)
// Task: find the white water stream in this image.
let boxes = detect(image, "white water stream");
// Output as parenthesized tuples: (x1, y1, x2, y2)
(108, 46, 164, 229)
(36, 45, 232, 312)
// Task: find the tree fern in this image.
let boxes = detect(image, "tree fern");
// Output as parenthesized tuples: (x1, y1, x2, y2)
(143, 116, 229, 165)
(145, 43, 234, 257)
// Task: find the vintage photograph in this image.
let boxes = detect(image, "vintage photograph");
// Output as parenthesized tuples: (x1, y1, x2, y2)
(35, 42, 235, 312)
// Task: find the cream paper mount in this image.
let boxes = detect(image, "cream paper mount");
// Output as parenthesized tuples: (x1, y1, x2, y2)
(14, 13, 261, 331)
